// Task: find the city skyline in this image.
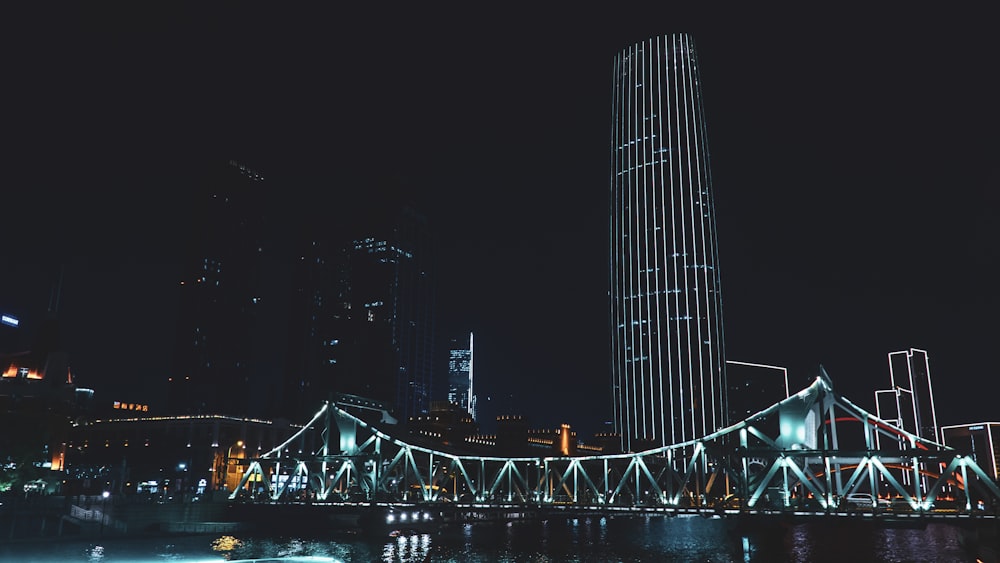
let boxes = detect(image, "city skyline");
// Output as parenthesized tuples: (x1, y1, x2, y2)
(4, 6, 999, 439)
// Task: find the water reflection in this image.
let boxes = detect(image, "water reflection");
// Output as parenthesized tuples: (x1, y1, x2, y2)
(0, 517, 982, 562)
(871, 525, 967, 562)
(381, 532, 432, 562)
(210, 534, 242, 553)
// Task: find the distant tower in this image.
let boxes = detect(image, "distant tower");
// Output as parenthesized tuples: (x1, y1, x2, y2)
(609, 34, 727, 451)
(875, 348, 940, 496)
(448, 332, 475, 420)
(876, 348, 939, 443)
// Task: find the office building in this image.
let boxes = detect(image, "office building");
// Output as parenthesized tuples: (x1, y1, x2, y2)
(286, 185, 438, 424)
(230, 174, 439, 425)
(407, 400, 479, 452)
(726, 361, 788, 424)
(941, 423, 1000, 481)
(0, 312, 20, 353)
(875, 348, 939, 444)
(67, 412, 299, 496)
(0, 311, 88, 473)
(345, 204, 436, 421)
(280, 230, 348, 421)
(609, 34, 726, 451)
(167, 160, 290, 419)
(447, 332, 475, 420)
(890, 348, 938, 443)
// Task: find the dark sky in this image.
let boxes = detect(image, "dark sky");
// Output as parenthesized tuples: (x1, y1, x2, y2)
(4, 5, 998, 438)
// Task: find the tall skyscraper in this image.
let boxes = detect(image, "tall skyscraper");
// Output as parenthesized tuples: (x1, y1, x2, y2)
(280, 229, 348, 421)
(239, 174, 439, 424)
(346, 204, 436, 421)
(609, 34, 726, 452)
(447, 332, 475, 420)
(168, 160, 290, 418)
(288, 190, 437, 423)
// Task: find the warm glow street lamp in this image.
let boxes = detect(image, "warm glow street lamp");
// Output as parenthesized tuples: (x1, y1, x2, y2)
(99, 490, 110, 536)
(224, 440, 245, 492)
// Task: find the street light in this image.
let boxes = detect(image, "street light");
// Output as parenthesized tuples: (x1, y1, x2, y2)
(176, 462, 188, 501)
(100, 490, 110, 536)
(224, 441, 245, 492)
(228, 440, 245, 460)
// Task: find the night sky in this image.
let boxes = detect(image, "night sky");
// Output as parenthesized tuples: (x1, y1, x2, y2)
(4, 5, 998, 439)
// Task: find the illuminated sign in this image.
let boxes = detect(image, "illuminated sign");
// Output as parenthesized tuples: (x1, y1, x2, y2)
(969, 425, 984, 431)
(1, 315, 18, 327)
(113, 401, 149, 412)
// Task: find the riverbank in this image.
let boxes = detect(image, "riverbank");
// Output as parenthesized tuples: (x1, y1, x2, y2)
(0, 493, 237, 543)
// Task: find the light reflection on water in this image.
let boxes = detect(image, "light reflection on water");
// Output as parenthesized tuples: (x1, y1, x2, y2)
(0, 516, 981, 563)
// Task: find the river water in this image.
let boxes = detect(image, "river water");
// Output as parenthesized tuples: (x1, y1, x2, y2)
(0, 514, 988, 562)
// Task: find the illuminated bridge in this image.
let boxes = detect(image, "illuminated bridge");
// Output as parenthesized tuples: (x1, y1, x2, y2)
(229, 370, 1000, 531)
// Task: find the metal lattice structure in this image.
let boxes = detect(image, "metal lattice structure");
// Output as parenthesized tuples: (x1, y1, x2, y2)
(231, 369, 1000, 516)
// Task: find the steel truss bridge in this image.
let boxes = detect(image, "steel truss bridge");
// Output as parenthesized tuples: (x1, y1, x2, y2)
(230, 371, 1000, 525)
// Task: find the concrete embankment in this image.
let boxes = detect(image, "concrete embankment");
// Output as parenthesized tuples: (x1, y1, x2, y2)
(0, 494, 236, 542)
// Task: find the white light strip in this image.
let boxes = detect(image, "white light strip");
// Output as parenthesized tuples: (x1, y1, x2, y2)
(915, 349, 940, 443)
(682, 33, 710, 437)
(653, 35, 667, 445)
(990, 425, 997, 479)
(674, 32, 694, 444)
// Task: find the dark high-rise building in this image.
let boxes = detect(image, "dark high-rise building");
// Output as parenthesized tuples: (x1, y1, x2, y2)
(725, 361, 788, 424)
(447, 332, 475, 420)
(0, 309, 83, 473)
(168, 160, 290, 418)
(941, 423, 1000, 480)
(282, 187, 437, 424)
(345, 204, 436, 421)
(280, 230, 348, 421)
(609, 34, 727, 452)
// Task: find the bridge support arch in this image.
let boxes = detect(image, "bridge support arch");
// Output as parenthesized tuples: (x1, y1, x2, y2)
(229, 373, 1000, 519)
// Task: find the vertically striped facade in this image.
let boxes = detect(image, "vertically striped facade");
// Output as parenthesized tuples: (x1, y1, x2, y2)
(609, 34, 726, 452)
